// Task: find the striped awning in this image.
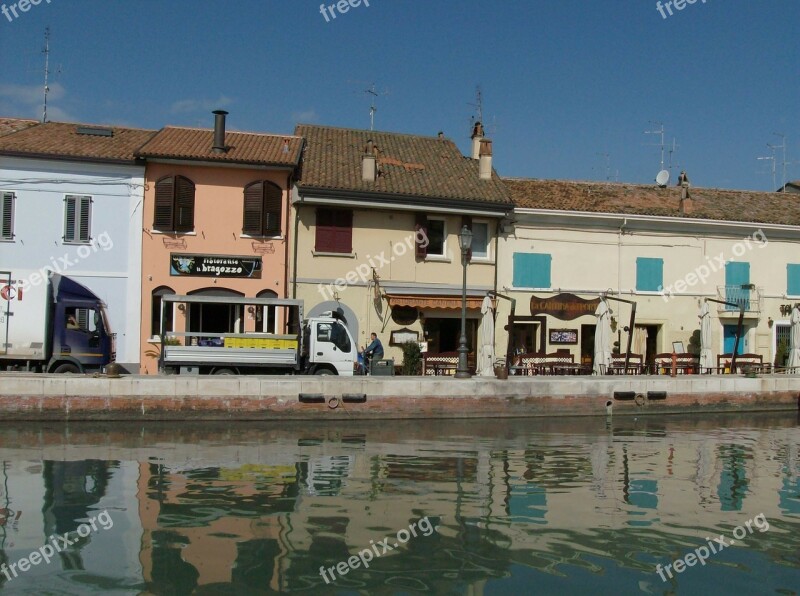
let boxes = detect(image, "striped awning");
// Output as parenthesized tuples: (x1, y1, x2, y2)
(385, 294, 486, 310)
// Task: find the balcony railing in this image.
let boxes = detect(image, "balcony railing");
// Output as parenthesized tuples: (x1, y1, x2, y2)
(716, 285, 762, 313)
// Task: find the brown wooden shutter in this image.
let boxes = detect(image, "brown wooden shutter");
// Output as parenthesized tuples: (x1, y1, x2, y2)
(243, 181, 264, 235)
(461, 215, 473, 261)
(1, 192, 13, 239)
(174, 176, 195, 232)
(333, 210, 353, 253)
(263, 182, 282, 236)
(415, 213, 428, 259)
(315, 209, 351, 253)
(64, 196, 76, 241)
(154, 177, 174, 231)
(315, 208, 333, 252)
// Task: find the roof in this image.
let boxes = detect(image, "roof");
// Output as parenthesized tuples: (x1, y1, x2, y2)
(0, 121, 156, 162)
(0, 118, 39, 138)
(504, 178, 800, 227)
(136, 126, 303, 167)
(295, 124, 512, 207)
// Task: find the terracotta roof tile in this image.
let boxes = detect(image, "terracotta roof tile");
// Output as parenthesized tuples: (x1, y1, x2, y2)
(295, 124, 512, 207)
(136, 127, 302, 167)
(504, 178, 800, 227)
(0, 121, 156, 162)
(0, 118, 39, 138)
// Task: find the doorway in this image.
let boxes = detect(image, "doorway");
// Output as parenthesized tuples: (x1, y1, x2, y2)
(723, 324, 749, 354)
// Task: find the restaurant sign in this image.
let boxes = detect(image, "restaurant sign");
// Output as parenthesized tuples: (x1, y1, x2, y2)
(170, 254, 262, 278)
(530, 293, 601, 321)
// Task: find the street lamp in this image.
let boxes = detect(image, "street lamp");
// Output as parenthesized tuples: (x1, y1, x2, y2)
(455, 225, 473, 379)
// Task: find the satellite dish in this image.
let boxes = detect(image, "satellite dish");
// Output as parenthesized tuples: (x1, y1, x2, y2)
(655, 170, 670, 187)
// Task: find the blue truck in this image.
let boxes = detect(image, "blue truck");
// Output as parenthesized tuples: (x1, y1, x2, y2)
(0, 271, 114, 373)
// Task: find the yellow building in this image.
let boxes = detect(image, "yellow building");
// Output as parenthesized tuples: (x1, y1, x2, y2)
(292, 124, 512, 366)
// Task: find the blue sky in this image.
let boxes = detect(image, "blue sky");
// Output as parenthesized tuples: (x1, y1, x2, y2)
(1, 0, 798, 190)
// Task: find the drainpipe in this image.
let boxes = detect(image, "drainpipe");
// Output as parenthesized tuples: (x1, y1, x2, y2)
(292, 189, 300, 300)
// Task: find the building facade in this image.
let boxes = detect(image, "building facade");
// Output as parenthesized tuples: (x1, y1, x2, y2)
(497, 178, 800, 369)
(135, 112, 302, 374)
(292, 124, 512, 364)
(0, 120, 155, 372)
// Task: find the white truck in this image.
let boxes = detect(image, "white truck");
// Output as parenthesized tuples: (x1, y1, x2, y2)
(0, 271, 115, 373)
(158, 294, 358, 375)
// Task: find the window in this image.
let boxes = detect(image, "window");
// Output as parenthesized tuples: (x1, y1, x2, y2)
(154, 175, 195, 233)
(64, 195, 91, 243)
(243, 180, 282, 236)
(513, 253, 552, 289)
(317, 322, 351, 352)
(150, 287, 175, 338)
(788, 264, 800, 297)
(315, 208, 353, 253)
(725, 261, 750, 310)
(1, 192, 14, 240)
(255, 290, 277, 334)
(426, 218, 446, 257)
(471, 221, 490, 259)
(636, 257, 663, 292)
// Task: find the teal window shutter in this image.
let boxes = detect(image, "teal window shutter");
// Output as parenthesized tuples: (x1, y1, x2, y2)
(788, 264, 800, 296)
(636, 257, 663, 292)
(725, 262, 750, 310)
(513, 253, 552, 288)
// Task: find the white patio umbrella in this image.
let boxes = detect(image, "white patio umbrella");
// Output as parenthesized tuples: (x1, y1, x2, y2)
(593, 299, 612, 375)
(477, 295, 495, 377)
(788, 306, 800, 371)
(699, 301, 713, 372)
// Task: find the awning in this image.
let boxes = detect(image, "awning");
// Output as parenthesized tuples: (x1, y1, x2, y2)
(385, 294, 488, 310)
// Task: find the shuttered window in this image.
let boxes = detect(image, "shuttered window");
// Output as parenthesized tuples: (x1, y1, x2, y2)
(315, 208, 353, 253)
(154, 175, 195, 233)
(1, 192, 14, 240)
(243, 180, 282, 236)
(636, 257, 664, 292)
(513, 252, 552, 289)
(787, 264, 800, 296)
(64, 195, 92, 243)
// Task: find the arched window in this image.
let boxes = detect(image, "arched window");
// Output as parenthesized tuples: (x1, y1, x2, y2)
(243, 180, 282, 236)
(154, 175, 195, 233)
(150, 286, 175, 339)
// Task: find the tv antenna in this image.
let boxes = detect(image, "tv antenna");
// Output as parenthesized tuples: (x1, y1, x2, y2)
(467, 85, 496, 137)
(757, 146, 777, 191)
(772, 132, 791, 192)
(643, 121, 666, 171)
(42, 27, 52, 123)
(667, 138, 680, 175)
(595, 152, 611, 181)
(362, 83, 389, 131)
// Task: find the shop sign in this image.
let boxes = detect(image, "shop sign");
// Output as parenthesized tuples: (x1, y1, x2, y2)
(530, 293, 601, 321)
(170, 254, 262, 278)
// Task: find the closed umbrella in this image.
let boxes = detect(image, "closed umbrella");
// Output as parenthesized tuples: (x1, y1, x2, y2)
(788, 306, 800, 371)
(593, 299, 612, 375)
(477, 295, 495, 377)
(699, 301, 713, 372)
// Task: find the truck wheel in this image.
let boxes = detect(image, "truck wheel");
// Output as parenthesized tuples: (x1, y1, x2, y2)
(314, 368, 335, 376)
(53, 363, 80, 374)
(213, 368, 236, 375)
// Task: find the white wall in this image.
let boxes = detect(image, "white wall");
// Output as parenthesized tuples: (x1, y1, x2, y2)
(0, 157, 144, 369)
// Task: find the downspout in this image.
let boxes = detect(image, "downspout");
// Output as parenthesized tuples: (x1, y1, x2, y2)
(292, 189, 300, 300)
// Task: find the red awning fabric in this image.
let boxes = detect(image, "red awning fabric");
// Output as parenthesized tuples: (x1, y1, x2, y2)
(385, 294, 487, 310)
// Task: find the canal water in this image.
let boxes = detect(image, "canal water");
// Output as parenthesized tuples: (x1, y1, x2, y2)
(0, 414, 797, 595)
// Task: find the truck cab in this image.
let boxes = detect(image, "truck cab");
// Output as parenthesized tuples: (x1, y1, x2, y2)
(304, 314, 358, 375)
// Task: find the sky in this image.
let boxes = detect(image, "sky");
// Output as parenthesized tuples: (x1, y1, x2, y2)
(0, 0, 798, 191)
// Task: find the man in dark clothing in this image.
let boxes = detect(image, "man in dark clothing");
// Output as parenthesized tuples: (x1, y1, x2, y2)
(362, 332, 384, 373)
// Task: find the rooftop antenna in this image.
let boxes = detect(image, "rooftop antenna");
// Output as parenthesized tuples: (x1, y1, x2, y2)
(773, 132, 788, 192)
(668, 137, 680, 175)
(644, 121, 666, 171)
(595, 152, 611, 181)
(468, 85, 484, 129)
(362, 83, 389, 131)
(42, 26, 51, 123)
(757, 146, 777, 191)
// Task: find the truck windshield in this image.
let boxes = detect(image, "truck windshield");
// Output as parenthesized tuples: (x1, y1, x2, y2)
(316, 321, 351, 352)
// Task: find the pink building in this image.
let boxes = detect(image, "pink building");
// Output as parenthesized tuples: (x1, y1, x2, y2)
(136, 112, 302, 374)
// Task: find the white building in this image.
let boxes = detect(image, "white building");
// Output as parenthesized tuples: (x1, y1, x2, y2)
(0, 120, 156, 371)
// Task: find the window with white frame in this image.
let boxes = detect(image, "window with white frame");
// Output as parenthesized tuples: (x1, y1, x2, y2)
(1, 192, 14, 240)
(64, 195, 92, 243)
(426, 218, 446, 257)
(471, 221, 490, 259)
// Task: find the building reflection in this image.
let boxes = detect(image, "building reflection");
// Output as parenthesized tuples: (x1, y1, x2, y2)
(0, 416, 797, 593)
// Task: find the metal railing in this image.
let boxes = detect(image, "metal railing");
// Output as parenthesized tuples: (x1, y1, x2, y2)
(716, 286, 761, 313)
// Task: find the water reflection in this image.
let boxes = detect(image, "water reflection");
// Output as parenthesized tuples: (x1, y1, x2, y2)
(0, 414, 797, 594)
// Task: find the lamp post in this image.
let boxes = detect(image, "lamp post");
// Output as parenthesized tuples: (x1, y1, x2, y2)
(455, 225, 473, 379)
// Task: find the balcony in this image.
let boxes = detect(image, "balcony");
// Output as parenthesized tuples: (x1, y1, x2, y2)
(715, 285, 762, 314)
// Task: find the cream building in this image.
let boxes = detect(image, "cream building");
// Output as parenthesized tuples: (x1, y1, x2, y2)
(497, 178, 800, 369)
(292, 124, 512, 367)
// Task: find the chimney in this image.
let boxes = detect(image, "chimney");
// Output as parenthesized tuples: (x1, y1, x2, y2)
(362, 139, 377, 182)
(212, 110, 228, 154)
(479, 139, 493, 180)
(471, 121, 484, 159)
